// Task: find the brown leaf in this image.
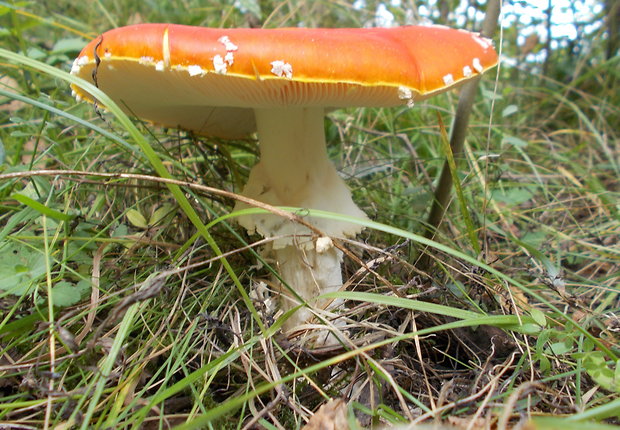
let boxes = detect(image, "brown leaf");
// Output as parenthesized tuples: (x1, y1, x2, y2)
(447, 415, 489, 429)
(0, 75, 26, 112)
(126, 12, 144, 25)
(301, 398, 349, 430)
(520, 33, 540, 57)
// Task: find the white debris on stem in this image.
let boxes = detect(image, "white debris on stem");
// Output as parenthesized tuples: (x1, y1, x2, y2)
(250, 281, 276, 316)
(315, 236, 334, 253)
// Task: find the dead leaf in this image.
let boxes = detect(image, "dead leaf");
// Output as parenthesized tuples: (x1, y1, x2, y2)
(126, 12, 143, 25)
(21, 138, 49, 166)
(520, 33, 540, 57)
(301, 398, 349, 430)
(447, 415, 489, 429)
(0, 75, 26, 112)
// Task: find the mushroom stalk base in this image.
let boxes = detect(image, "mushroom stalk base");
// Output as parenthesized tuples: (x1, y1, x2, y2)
(235, 107, 367, 332)
(273, 245, 344, 331)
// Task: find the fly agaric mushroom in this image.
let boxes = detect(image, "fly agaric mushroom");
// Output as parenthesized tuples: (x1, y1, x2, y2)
(70, 24, 498, 333)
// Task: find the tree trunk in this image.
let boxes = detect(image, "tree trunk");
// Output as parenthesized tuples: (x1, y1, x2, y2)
(542, 0, 553, 75)
(605, 0, 620, 60)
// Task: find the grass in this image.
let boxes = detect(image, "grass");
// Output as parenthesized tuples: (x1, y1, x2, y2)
(0, 1, 619, 429)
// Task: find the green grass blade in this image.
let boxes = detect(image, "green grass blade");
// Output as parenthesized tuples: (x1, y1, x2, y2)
(321, 291, 481, 320)
(437, 113, 481, 253)
(11, 193, 74, 221)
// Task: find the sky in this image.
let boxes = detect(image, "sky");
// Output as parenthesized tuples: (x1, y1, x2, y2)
(500, 0, 603, 44)
(357, 0, 604, 47)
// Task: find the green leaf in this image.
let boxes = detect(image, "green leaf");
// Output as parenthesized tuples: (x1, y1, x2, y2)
(0, 307, 48, 338)
(482, 88, 502, 100)
(536, 329, 552, 351)
(548, 340, 573, 355)
(15, 179, 49, 199)
(149, 204, 174, 227)
(511, 236, 562, 280)
(521, 231, 547, 248)
(26, 46, 46, 60)
(502, 134, 528, 148)
(0, 242, 46, 296)
(490, 187, 534, 205)
(516, 323, 544, 335)
(111, 223, 129, 238)
(41, 280, 90, 307)
(67, 241, 95, 265)
(502, 104, 518, 117)
(126, 209, 148, 229)
(52, 37, 86, 54)
(530, 308, 547, 327)
(436, 112, 480, 253)
(0, 208, 37, 243)
(538, 355, 551, 374)
(576, 351, 620, 392)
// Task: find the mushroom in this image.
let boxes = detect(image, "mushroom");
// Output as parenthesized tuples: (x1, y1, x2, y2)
(70, 24, 498, 334)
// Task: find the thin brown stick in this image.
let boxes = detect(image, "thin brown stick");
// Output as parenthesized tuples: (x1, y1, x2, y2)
(421, 0, 501, 268)
(75, 243, 104, 345)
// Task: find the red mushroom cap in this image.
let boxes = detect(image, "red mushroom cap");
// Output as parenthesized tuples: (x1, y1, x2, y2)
(71, 24, 498, 137)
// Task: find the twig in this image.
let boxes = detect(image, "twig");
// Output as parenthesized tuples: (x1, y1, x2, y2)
(75, 243, 105, 345)
(421, 0, 501, 268)
(497, 381, 547, 430)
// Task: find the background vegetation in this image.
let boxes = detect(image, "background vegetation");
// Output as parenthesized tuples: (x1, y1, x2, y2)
(0, 0, 618, 428)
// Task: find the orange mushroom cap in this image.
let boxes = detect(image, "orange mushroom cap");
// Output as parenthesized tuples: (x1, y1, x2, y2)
(71, 23, 497, 137)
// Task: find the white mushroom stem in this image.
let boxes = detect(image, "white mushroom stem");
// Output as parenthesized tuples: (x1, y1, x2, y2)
(234, 107, 368, 331)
